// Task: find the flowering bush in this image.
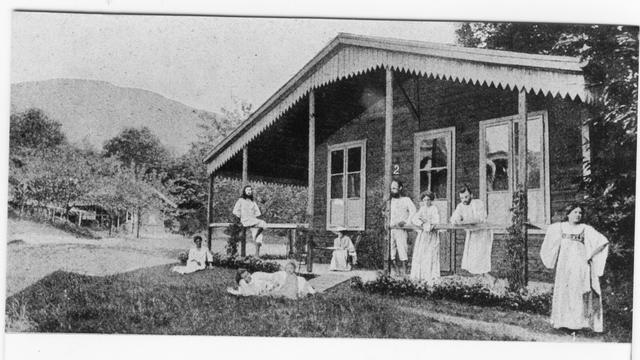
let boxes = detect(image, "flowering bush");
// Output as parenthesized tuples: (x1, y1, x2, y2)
(350, 274, 552, 315)
(210, 253, 281, 273)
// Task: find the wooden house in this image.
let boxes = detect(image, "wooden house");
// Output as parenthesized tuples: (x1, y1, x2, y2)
(203, 33, 595, 280)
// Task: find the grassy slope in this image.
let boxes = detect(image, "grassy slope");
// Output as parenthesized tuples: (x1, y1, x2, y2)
(6, 264, 518, 340)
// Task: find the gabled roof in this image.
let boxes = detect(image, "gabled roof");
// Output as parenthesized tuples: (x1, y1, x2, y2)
(204, 33, 591, 174)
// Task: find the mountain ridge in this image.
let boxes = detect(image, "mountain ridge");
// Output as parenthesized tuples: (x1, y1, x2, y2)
(11, 78, 221, 155)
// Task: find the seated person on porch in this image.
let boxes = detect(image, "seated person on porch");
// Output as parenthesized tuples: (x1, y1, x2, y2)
(450, 185, 493, 277)
(232, 185, 267, 257)
(227, 262, 316, 298)
(329, 227, 357, 271)
(171, 236, 213, 274)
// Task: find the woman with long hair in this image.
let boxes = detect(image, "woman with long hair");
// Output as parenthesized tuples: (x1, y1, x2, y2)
(409, 190, 441, 284)
(540, 203, 609, 333)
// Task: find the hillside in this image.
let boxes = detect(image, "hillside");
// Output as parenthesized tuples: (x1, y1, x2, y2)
(11, 79, 223, 155)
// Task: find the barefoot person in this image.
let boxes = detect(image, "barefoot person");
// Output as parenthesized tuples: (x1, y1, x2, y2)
(329, 227, 357, 272)
(540, 204, 609, 333)
(171, 236, 212, 274)
(450, 185, 493, 276)
(388, 180, 416, 278)
(409, 190, 441, 284)
(233, 185, 267, 257)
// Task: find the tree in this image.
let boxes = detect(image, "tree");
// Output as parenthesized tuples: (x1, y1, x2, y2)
(103, 127, 170, 176)
(456, 23, 638, 289)
(103, 127, 171, 237)
(164, 98, 252, 235)
(10, 108, 66, 154)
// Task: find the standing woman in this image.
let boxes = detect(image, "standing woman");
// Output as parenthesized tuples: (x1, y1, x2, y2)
(233, 185, 267, 257)
(409, 191, 441, 283)
(540, 204, 609, 332)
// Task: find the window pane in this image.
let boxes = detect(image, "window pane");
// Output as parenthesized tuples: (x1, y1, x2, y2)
(331, 150, 344, 174)
(485, 124, 510, 191)
(527, 117, 542, 189)
(419, 169, 447, 199)
(347, 173, 361, 198)
(419, 137, 448, 170)
(347, 147, 361, 172)
(330, 175, 343, 199)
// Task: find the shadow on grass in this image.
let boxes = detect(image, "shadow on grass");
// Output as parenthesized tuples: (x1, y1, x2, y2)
(6, 264, 517, 340)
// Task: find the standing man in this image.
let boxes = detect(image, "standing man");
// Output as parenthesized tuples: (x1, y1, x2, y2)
(450, 185, 493, 276)
(388, 180, 417, 278)
(233, 185, 267, 257)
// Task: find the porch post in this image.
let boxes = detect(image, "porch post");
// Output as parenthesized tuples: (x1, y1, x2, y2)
(517, 89, 529, 286)
(307, 90, 316, 220)
(207, 172, 215, 252)
(242, 146, 249, 186)
(384, 68, 394, 274)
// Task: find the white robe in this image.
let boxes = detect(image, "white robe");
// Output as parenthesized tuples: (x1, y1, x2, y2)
(171, 247, 212, 274)
(450, 199, 493, 274)
(230, 271, 316, 298)
(540, 222, 609, 332)
(330, 235, 357, 271)
(410, 204, 441, 283)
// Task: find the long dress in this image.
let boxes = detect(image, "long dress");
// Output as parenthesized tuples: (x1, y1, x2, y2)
(171, 247, 212, 274)
(409, 204, 441, 283)
(329, 235, 356, 271)
(540, 222, 609, 332)
(450, 199, 493, 274)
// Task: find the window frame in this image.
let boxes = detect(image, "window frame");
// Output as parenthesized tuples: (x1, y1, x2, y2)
(326, 139, 367, 231)
(478, 110, 551, 227)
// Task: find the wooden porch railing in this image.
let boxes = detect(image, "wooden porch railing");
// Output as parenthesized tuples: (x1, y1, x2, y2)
(208, 222, 309, 257)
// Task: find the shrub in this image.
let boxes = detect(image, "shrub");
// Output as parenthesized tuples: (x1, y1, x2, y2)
(350, 274, 552, 315)
(224, 219, 244, 256)
(210, 253, 281, 273)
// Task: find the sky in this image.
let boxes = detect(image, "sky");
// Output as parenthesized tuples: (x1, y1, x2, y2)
(11, 13, 457, 113)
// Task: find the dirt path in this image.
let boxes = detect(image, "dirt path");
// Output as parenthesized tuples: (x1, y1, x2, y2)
(398, 305, 603, 342)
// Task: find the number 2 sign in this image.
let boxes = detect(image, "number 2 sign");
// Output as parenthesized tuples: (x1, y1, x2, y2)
(392, 164, 400, 175)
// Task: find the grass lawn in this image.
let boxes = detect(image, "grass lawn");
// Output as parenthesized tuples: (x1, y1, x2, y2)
(5, 264, 520, 340)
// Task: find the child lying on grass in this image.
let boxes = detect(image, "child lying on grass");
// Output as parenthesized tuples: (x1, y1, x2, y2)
(227, 261, 316, 299)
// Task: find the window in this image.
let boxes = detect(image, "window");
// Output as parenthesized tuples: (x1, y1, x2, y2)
(414, 127, 455, 219)
(479, 111, 550, 225)
(327, 140, 366, 230)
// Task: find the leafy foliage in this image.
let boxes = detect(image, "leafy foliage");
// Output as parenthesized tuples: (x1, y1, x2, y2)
(209, 253, 281, 273)
(9, 108, 66, 154)
(103, 127, 170, 175)
(506, 186, 527, 292)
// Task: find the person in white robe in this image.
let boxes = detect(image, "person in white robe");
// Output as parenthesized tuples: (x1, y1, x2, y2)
(388, 180, 417, 277)
(232, 185, 267, 257)
(540, 204, 609, 333)
(171, 236, 213, 274)
(227, 262, 316, 298)
(329, 227, 357, 271)
(450, 185, 493, 275)
(409, 191, 441, 284)
(227, 269, 279, 296)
